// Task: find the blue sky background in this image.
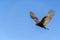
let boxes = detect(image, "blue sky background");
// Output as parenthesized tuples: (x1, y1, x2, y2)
(0, 0, 60, 40)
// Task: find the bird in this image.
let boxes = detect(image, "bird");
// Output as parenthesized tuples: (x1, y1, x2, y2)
(30, 10, 54, 30)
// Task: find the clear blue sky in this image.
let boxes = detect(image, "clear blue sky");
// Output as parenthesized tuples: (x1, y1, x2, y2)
(0, 0, 60, 40)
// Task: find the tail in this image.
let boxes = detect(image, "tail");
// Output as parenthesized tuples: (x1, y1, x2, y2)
(43, 27, 49, 30)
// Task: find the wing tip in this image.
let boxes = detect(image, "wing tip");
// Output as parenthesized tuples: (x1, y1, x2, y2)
(30, 11, 33, 13)
(49, 9, 55, 14)
(47, 10, 55, 16)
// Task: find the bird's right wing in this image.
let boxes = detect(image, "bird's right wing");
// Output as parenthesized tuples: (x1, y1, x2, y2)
(30, 11, 40, 23)
(43, 10, 54, 26)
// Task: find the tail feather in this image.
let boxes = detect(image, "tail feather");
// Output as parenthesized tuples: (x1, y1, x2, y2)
(43, 27, 49, 30)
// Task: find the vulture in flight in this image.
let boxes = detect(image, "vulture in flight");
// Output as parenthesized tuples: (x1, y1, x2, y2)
(30, 10, 54, 30)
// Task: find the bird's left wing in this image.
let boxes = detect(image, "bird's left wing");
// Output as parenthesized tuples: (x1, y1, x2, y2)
(42, 10, 54, 26)
(30, 11, 40, 23)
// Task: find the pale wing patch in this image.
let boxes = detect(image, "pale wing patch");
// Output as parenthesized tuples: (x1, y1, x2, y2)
(43, 17, 51, 26)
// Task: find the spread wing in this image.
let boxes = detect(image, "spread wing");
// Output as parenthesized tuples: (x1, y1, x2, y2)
(30, 11, 40, 23)
(41, 10, 54, 26)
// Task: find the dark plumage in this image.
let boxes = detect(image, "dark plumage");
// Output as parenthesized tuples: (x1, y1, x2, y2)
(30, 10, 54, 30)
(36, 16, 48, 29)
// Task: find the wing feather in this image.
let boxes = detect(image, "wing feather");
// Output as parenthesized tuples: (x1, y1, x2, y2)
(30, 11, 40, 23)
(43, 10, 54, 26)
